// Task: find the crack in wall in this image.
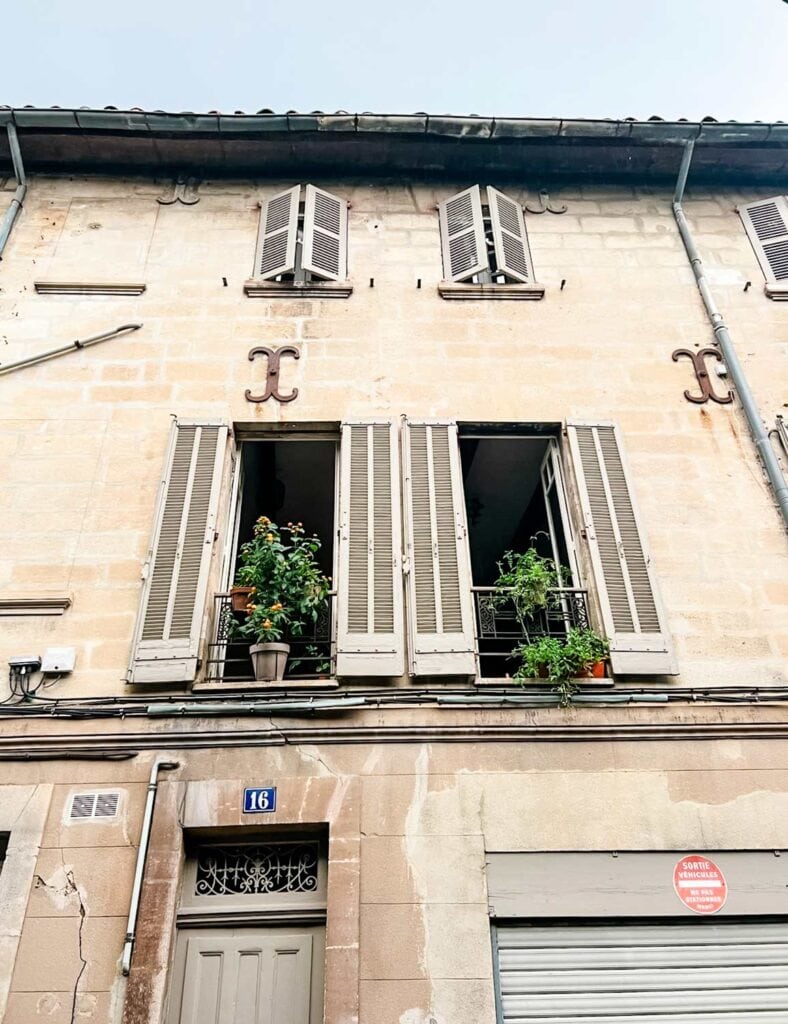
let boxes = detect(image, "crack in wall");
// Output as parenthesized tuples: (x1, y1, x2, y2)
(292, 742, 340, 778)
(32, 862, 88, 1023)
(66, 870, 88, 1024)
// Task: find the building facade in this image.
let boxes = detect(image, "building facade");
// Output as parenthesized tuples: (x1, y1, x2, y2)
(0, 109, 787, 1024)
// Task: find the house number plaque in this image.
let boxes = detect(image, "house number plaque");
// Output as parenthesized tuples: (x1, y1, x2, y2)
(243, 787, 277, 813)
(245, 345, 300, 403)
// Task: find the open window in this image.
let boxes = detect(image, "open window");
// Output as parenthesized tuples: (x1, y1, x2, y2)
(738, 196, 788, 299)
(209, 434, 338, 683)
(437, 185, 544, 299)
(207, 422, 404, 684)
(245, 185, 352, 297)
(401, 420, 675, 680)
(458, 427, 584, 678)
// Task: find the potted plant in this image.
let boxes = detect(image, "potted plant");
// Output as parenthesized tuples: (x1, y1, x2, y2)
(230, 516, 331, 682)
(229, 584, 256, 613)
(513, 627, 610, 707)
(491, 542, 568, 628)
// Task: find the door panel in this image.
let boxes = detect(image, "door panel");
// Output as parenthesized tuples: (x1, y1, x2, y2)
(168, 928, 322, 1024)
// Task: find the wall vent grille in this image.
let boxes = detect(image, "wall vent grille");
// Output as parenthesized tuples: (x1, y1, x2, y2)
(68, 792, 120, 821)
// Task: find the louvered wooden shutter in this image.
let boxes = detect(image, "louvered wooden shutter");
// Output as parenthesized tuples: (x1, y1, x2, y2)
(438, 185, 488, 282)
(488, 186, 534, 283)
(567, 423, 676, 676)
(255, 185, 300, 280)
(336, 422, 404, 677)
(128, 421, 227, 684)
(738, 197, 788, 282)
(402, 421, 475, 677)
(302, 185, 348, 281)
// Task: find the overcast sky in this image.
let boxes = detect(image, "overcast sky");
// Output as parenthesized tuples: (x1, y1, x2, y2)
(3, 0, 787, 121)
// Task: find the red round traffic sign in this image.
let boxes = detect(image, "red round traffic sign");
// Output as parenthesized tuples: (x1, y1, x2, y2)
(673, 855, 727, 914)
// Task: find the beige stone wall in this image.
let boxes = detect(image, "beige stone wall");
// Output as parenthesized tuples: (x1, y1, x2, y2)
(0, 175, 786, 698)
(2, 734, 788, 1023)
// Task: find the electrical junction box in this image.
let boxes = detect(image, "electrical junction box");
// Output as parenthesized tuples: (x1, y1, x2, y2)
(41, 647, 76, 673)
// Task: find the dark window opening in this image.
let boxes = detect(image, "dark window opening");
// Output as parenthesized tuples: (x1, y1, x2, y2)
(459, 432, 584, 678)
(481, 206, 509, 283)
(220, 438, 337, 681)
(0, 833, 8, 873)
(269, 201, 320, 285)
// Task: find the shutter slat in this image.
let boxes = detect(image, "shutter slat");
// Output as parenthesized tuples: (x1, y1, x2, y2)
(129, 421, 227, 684)
(302, 185, 347, 281)
(336, 421, 404, 677)
(488, 186, 534, 283)
(255, 185, 299, 280)
(403, 421, 475, 677)
(497, 921, 788, 1023)
(438, 185, 488, 282)
(567, 423, 676, 675)
(738, 197, 788, 282)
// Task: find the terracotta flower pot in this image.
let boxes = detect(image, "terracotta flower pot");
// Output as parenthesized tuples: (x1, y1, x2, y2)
(230, 586, 255, 612)
(249, 642, 290, 682)
(580, 660, 607, 679)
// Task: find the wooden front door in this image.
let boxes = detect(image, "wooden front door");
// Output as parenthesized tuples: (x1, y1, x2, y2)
(168, 926, 323, 1024)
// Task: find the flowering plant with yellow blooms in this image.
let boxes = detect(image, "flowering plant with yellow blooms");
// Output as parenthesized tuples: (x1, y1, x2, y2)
(231, 517, 331, 644)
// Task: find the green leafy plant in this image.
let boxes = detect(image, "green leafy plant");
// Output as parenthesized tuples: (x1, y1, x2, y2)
(230, 517, 330, 645)
(289, 644, 331, 676)
(513, 627, 609, 707)
(492, 542, 568, 627)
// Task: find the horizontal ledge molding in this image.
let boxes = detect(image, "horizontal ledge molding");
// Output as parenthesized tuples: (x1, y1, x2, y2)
(3, 721, 788, 756)
(438, 281, 545, 300)
(244, 279, 353, 298)
(0, 595, 72, 616)
(177, 909, 327, 928)
(34, 281, 146, 296)
(765, 282, 788, 301)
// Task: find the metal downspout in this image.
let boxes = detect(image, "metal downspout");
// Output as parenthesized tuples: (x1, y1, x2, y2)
(672, 140, 788, 527)
(121, 758, 179, 976)
(0, 122, 27, 259)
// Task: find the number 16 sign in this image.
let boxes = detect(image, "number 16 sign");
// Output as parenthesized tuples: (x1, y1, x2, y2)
(243, 787, 277, 813)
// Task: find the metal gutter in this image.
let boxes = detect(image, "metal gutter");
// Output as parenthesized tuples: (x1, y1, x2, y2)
(2, 107, 788, 144)
(0, 122, 26, 259)
(672, 141, 788, 526)
(0, 323, 142, 376)
(121, 757, 179, 976)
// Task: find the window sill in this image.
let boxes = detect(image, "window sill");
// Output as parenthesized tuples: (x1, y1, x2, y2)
(34, 281, 146, 296)
(193, 679, 340, 692)
(438, 282, 545, 300)
(0, 594, 72, 616)
(765, 282, 788, 301)
(475, 677, 615, 689)
(244, 280, 353, 299)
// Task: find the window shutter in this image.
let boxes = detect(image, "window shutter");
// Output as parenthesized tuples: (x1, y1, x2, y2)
(402, 421, 475, 677)
(487, 186, 534, 283)
(738, 197, 788, 282)
(128, 421, 228, 684)
(438, 185, 488, 282)
(254, 185, 300, 280)
(566, 423, 677, 676)
(336, 422, 404, 677)
(302, 184, 348, 281)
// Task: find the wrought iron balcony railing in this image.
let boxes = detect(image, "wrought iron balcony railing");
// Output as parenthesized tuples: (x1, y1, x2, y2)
(473, 586, 590, 678)
(204, 592, 335, 684)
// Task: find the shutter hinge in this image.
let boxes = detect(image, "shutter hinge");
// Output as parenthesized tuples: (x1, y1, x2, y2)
(402, 556, 411, 576)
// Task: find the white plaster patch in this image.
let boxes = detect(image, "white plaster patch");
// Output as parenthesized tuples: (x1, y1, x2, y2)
(399, 1011, 445, 1024)
(404, 746, 431, 981)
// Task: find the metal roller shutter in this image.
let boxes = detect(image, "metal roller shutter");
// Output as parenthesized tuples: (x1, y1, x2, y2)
(496, 920, 788, 1023)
